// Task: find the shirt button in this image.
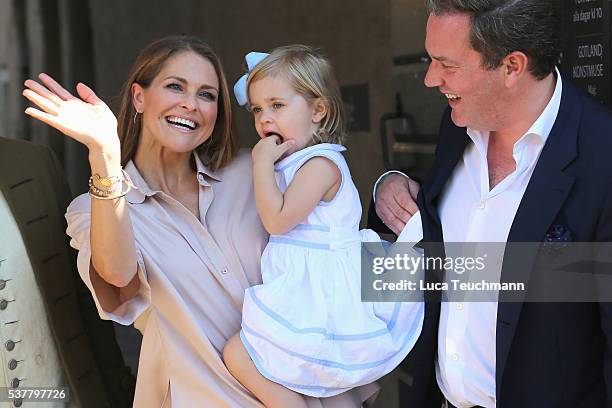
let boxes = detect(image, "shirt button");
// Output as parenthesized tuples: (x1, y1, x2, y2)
(455, 303, 463, 310)
(221, 268, 228, 275)
(10, 378, 19, 388)
(0, 280, 6, 290)
(5, 340, 15, 351)
(8, 359, 17, 370)
(197, 174, 205, 183)
(451, 353, 459, 362)
(478, 201, 486, 209)
(13, 399, 22, 407)
(0, 299, 8, 310)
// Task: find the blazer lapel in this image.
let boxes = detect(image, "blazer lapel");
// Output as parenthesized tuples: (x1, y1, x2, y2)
(419, 111, 470, 304)
(496, 78, 580, 388)
(421, 110, 470, 232)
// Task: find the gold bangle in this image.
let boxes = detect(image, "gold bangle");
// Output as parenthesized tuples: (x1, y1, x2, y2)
(89, 179, 132, 200)
(91, 173, 122, 188)
(89, 168, 134, 191)
(89, 184, 118, 197)
(88, 180, 120, 195)
(88, 168, 136, 200)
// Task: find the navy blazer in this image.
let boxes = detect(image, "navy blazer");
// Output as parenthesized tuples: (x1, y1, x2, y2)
(371, 76, 612, 408)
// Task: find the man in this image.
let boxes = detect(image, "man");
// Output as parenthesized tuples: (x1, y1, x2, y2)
(0, 136, 135, 407)
(372, 1, 612, 407)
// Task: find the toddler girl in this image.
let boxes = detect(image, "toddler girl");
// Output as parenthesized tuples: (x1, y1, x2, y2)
(223, 45, 423, 407)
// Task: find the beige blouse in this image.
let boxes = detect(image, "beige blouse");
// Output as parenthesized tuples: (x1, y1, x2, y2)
(66, 150, 378, 407)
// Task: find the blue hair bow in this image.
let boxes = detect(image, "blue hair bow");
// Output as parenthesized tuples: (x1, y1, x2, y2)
(233, 51, 269, 107)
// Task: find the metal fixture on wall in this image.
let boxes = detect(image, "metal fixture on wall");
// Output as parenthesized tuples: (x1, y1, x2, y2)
(381, 52, 444, 180)
(379, 93, 437, 180)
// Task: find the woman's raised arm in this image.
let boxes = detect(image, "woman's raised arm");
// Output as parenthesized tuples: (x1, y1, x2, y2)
(24, 73, 138, 289)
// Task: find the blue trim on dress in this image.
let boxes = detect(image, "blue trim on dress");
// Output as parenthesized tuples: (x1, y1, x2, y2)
(247, 289, 401, 341)
(290, 224, 330, 232)
(268, 237, 330, 250)
(241, 317, 417, 372)
(386, 302, 401, 331)
(240, 331, 340, 394)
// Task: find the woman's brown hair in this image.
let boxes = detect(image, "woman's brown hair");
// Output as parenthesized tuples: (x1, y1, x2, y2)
(116, 36, 236, 170)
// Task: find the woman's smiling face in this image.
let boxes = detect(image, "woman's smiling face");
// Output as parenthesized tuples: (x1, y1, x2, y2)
(132, 51, 220, 153)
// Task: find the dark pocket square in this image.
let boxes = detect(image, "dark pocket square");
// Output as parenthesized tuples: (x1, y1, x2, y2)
(544, 224, 573, 242)
(542, 225, 573, 256)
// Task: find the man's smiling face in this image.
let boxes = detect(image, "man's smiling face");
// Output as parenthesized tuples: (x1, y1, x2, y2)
(424, 12, 506, 131)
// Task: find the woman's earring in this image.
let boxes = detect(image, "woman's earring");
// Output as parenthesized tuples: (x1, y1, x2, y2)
(133, 111, 140, 125)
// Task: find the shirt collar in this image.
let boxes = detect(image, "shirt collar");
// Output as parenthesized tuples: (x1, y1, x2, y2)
(194, 151, 222, 185)
(467, 67, 563, 153)
(522, 66, 562, 144)
(125, 151, 221, 204)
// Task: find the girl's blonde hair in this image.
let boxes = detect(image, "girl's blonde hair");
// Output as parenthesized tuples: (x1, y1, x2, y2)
(246, 45, 346, 145)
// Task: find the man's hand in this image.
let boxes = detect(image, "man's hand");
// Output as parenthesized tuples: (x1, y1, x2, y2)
(375, 174, 420, 235)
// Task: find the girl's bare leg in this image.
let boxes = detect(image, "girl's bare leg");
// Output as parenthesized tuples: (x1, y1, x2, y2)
(223, 334, 308, 408)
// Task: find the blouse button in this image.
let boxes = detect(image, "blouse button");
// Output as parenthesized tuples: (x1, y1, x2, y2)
(221, 268, 228, 275)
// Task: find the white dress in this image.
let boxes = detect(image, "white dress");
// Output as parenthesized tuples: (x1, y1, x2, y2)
(240, 143, 424, 398)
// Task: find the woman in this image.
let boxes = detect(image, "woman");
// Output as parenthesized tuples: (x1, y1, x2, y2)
(22, 36, 378, 407)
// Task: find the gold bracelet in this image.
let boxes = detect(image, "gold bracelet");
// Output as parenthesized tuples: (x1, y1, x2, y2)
(88, 168, 136, 200)
(89, 179, 132, 200)
(89, 184, 120, 197)
(91, 173, 122, 189)
(89, 169, 126, 191)
(88, 182, 120, 195)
